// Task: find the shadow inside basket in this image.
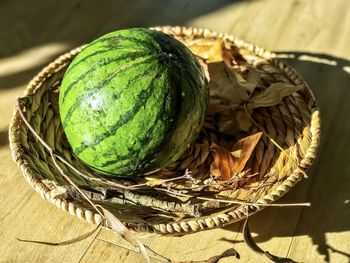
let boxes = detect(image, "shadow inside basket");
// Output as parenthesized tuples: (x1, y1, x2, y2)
(14, 28, 318, 228)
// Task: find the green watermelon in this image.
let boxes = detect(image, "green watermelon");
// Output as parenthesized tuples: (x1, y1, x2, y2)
(59, 28, 208, 177)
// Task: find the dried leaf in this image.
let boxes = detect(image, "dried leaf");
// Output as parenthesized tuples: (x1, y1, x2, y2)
(175, 247, 240, 263)
(210, 144, 234, 180)
(243, 218, 297, 262)
(243, 218, 266, 255)
(187, 39, 224, 63)
(17, 223, 101, 246)
(234, 109, 253, 131)
(248, 83, 303, 109)
(203, 248, 240, 263)
(231, 149, 242, 158)
(98, 206, 150, 263)
(222, 42, 249, 68)
(222, 42, 235, 66)
(222, 43, 260, 99)
(230, 132, 263, 173)
(208, 63, 260, 107)
(225, 67, 252, 102)
(210, 132, 262, 180)
(208, 62, 243, 105)
(205, 41, 261, 108)
(245, 69, 261, 93)
(197, 56, 210, 81)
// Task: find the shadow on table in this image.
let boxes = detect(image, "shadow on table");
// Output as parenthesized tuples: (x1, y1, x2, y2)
(0, 130, 8, 146)
(0, 0, 238, 90)
(223, 52, 350, 262)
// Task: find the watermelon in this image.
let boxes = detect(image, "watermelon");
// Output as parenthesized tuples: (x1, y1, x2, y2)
(59, 28, 208, 177)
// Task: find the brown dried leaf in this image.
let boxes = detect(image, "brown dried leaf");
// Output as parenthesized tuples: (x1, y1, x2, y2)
(197, 56, 210, 81)
(222, 43, 260, 97)
(208, 62, 243, 105)
(208, 63, 260, 107)
(234, 109, 253, 131)
(222, 42, 249, 68)
(210, 144, 234, 180)
(222, 42, 235, 66)
(248, 83, 303, 109)
(244, 69, 261, 93)
(230, 132, 263, 173)
(210, 132, 263, 180)
(17, 223, 101, 246)
(225, 67, 253, 102)
(178, 248, 239, 263)
(243, 219, 296, 262)
(206, 41, 261, 108)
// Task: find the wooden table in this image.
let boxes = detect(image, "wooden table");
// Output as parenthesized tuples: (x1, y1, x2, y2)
(1, 0, 349, 262)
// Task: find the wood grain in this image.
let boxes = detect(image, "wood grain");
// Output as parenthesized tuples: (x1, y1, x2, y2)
(0, 146, 99, 263)
(1, 0, 350, 262)
(288, 66, 350, 262)
(79, 239, 163, 263)
(96, 225, 241, 262)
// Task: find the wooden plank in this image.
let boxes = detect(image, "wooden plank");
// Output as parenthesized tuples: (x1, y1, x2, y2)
(97, 225, 241, 262)
(0, 87, 24, 130)
(0, 145, 99, 262)
(0, 0, 350, 262)
(79, 239, 162, 263)
(192, 0, 349, 59)
(288, 67, 350, 262)
(188, 1, 247, 34)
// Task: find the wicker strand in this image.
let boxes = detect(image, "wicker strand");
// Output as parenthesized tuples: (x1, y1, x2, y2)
(9, 26, 320, 235)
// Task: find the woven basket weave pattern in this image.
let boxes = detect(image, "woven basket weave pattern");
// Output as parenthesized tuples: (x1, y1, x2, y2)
(9, 26, 320, 235)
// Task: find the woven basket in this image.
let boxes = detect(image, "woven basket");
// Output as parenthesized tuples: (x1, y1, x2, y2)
(9, 26, 320, 235)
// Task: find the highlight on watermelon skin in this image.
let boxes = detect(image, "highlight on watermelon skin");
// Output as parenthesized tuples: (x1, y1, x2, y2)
(59, 28, 208, 177)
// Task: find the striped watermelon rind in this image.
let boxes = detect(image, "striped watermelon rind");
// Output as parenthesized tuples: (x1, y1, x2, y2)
(59, 28, 208, 176)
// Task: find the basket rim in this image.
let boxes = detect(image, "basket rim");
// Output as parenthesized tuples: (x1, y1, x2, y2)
(8, 25, 320, 235)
